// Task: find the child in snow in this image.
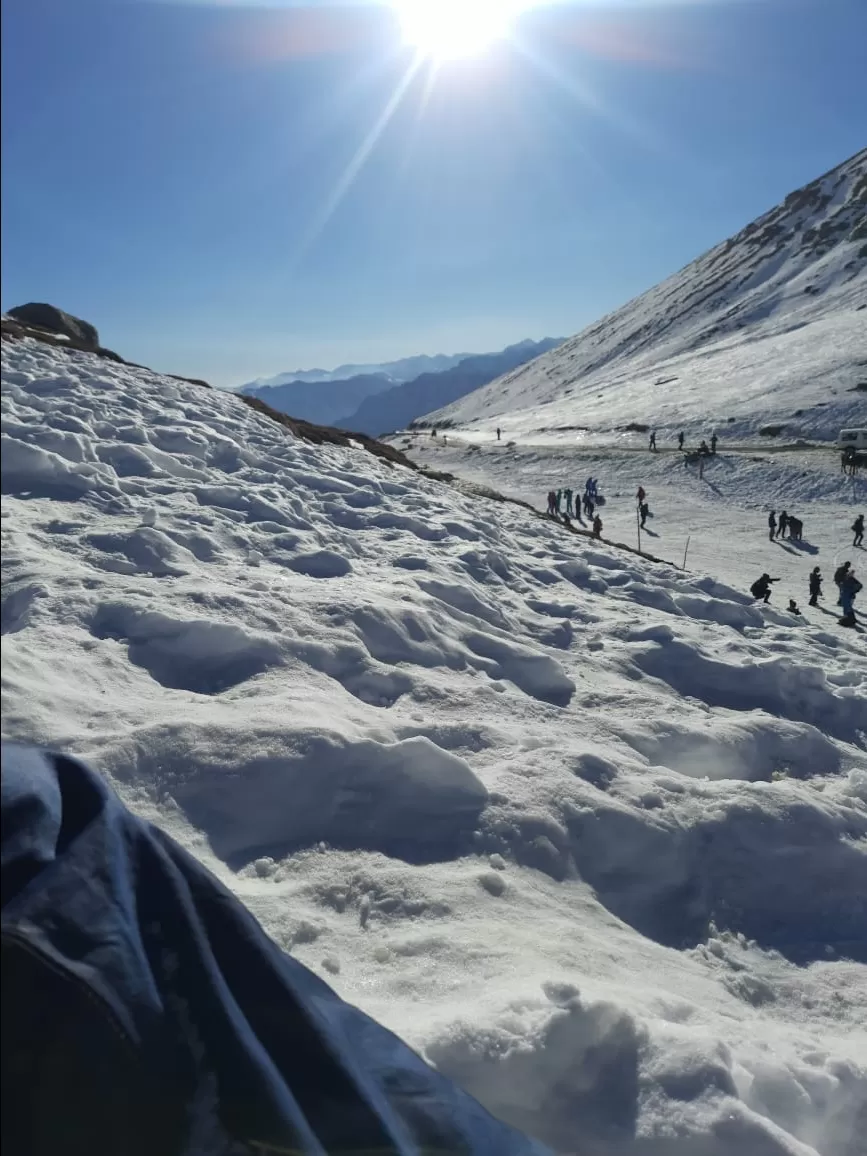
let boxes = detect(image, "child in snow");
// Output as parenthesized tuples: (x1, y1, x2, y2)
(788, 599, 801, 616)
(592, 514, 603, 538)
(808, 567, 822, 606)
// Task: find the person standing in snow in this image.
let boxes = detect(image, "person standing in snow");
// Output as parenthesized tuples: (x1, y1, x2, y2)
(777, 510, 789, 539)
(839, 570, 862, 626)
(768, 511, 777, 541)
(585, 495, 595, 520)
(555, 489, 563, 514)
(808, 567, 822, 606)
(677, 431, 685, 451)
(649, 431, 657, 452)
(710, 433, 718, 454)
(639, 501, 649, 529)
(564, 487, 574, 518)
(496, 428, 501, 441)
(592, 514, 603, 538)
(750, 573, 780, 603)
(833, 560, 851, 604)
(636, 485, 646, 506)
(547, 490, 557, 516)
(853, 514, 864, 548)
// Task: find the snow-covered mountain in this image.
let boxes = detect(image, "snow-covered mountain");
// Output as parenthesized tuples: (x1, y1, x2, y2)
(427, 150, 867, 441)
(240, 351, 473, 390)
(3, 332, 865, 1156)
(335, 338, 563, 436)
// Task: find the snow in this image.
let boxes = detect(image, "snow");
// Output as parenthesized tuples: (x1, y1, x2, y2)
(3, 335, 867, 1156)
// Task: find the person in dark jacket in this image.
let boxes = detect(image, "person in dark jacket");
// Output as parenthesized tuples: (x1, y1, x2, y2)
(648, 431, 657, 451)
(592, 514, 603, 538)
(788, 516, 803, 542)
(639, 501, 649, 528)
(854, 514, 864, 548)
(750, 573, 780, 603)
(0, 744, 551, 1156)
(768, 511, 777, 540)
(710, 433, 718, 454)
(677, 431, 684, 450)
(834, 560, 851, 604)
(787, 599, 801, 616)
(636, 485, 646, 506)
(839, 571, 862, 626)
(808, 566, 822, 606)
(547, 490, 557, 515)
(496, 427, 501, 441)
(777, 511, 789, 539)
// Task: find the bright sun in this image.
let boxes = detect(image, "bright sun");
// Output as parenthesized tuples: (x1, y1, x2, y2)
(396, 0, 517, 60)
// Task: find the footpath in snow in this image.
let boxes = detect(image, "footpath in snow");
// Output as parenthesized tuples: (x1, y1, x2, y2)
(2, 336, 867, 1156)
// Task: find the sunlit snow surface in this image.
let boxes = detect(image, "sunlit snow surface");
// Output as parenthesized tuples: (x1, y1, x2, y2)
(2, 336, 866, 1156)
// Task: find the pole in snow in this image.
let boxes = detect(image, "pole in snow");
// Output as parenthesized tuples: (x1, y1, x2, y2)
(636, 506, 642, 553)
(682, 535, 691, 569)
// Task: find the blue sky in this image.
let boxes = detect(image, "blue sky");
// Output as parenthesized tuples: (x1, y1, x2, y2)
(2, 0, 865, 386)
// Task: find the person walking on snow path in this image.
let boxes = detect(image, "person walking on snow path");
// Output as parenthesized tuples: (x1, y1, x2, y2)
(750, 573, 780, 603)
(711, 433, 718, 454)
(777, 510, 789, 539)
(854, 514, 864, 548)
(649, 431, 657, 452)
(808, 566, 822, 607)
(839, 571, 862, 627)
(678, 431, 684, 451)
(768, 511, 777, 541)
(639, 502, 650, 529)
(592, 514, 603, 538)
(636, 485, 646, 506)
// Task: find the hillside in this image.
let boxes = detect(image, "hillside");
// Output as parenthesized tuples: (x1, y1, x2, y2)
(335, 338, 563, 436)
(3, 333, 865, 1156)
(427, 149, 867, 442)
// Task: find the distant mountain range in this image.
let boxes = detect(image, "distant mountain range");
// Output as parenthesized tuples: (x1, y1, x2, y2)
(240, 352, 473, 390)
(335, 339, 563, 436)
(239, 339, 563, 434)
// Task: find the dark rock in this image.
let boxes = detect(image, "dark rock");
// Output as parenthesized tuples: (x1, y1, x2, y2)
(7, 303, 100, 351)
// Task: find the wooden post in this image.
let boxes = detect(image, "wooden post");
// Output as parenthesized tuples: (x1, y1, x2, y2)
(682, 536, 691, 569)
(636, 506, 642, 553)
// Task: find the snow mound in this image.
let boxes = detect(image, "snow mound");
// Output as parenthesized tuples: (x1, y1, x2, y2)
(3, 336, 866, 1156)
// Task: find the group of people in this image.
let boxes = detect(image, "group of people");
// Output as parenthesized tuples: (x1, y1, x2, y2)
(546, 478, 604, 537)
(752, 560, 862, 626)
(767, 510, 805, 542)
(660, 430, 717, 454)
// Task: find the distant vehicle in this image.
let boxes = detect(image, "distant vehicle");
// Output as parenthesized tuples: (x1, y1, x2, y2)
(837, 429, 867, 450)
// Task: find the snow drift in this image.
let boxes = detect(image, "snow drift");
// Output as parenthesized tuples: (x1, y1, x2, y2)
(2, 334, 866, 1156)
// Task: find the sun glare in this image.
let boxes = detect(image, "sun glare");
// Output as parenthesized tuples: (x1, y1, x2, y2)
(396, 0, 517, 60)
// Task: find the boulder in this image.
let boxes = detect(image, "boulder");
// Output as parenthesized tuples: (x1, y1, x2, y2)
(7, 303, 100, 351)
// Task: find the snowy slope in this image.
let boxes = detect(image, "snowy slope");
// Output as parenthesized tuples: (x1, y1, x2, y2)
(427, 150, 867, 442)
(3, 337, 867, 1156)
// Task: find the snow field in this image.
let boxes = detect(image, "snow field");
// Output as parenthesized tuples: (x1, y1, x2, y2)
(2, 337, 867, 1156)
